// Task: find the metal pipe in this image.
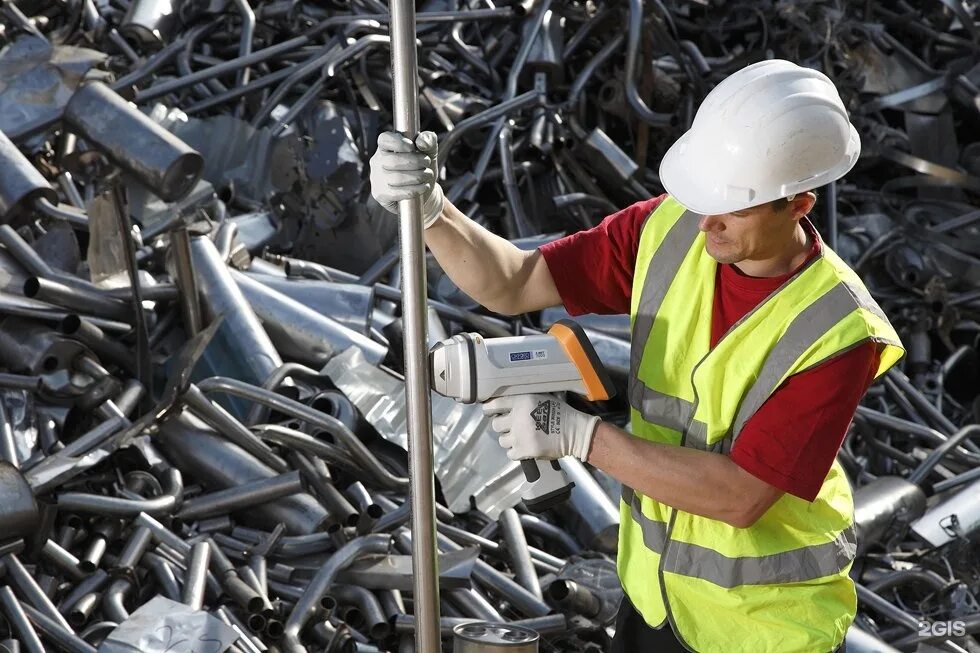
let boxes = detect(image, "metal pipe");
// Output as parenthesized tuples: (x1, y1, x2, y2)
(282, 535, 391, 653)
(2, 554, 73, 631)
(446, 589, 502, 622)
(142, 553, 181, 601)
(68, 594, 100, 629)
(625, 0, 675, 126)
(230, 270, 386, 367)
(195, 377, 409, 491)
(183, 541, 211, 610)
(20, 603, 96, 653)
(134, 512, 191, 555)
(908, 425, 980, 485)
(171, 227, 202, 336)
(0, 586, 45, 653)
(438, 534, 551, 618)
(499, 509, 542, 600)
(189, 235, 283, 398)
(55, 468, 184, 517)
(568, 34, 625, 106)
(244, 362, 318, 427)
(288, 451, 360, 527)
(57, 572, 109, 617)
(40, 541, 87, 582)
(257, 424, 357, 471)
(244, 274, 375, 337)
(101, 579, 131, 624)
(331, 585, 390, 640)
(0, 129, 57, 225)
(552, 192, 620, 215)
(23, 278, 131, 323)
(518, 514, 581, 555)
(185, 385, 288, 472)
(546, 580, 600, 617)
(33, 198, 88, 230)
(115, 526, 153, 574)
(866, 569, 948, 594)
(206, 539, 267, 614)
(59, 316, 136, 376)
(562, 459, 620, 552)
(345, 482, 374, 514)
(230, 0, 256, 86)
(498, 121, 532, 238)
(885, 370, 964, 439)
(64, 82, 203, 202)
(437, 92, 542, 176)
(156, 412, 328, 535)
(177, 471, 304, 521)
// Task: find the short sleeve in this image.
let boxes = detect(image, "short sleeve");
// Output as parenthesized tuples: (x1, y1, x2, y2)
(729, 342, 880, 502)
(539, 195, 666, 315)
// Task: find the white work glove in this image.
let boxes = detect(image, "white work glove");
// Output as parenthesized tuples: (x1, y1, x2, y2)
(369, 130, 444, 228)
(483, 394, 601, 462)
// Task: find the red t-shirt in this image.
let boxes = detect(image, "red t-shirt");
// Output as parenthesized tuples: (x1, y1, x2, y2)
(540, 195, 879, 502)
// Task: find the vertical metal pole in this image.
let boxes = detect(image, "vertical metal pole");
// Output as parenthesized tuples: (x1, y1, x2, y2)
(388, 0, 441, 651)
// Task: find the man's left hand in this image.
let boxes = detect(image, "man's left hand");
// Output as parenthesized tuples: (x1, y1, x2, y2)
(482, 394, 601, 462)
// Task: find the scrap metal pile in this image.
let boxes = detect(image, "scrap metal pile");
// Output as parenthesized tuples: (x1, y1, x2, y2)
(1, 0, 980, 651)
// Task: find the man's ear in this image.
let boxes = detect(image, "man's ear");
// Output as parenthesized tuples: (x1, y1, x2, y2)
(791, 192, 816, 220)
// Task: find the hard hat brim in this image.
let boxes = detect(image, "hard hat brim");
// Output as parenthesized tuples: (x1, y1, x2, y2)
(659, 133, 760, 216)
(659, 124, 862, 216)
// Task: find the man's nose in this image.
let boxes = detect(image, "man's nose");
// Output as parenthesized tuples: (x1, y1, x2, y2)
(699, 215, 723, 232)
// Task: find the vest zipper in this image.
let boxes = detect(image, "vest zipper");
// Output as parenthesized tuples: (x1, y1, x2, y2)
(654, 353, 708, 652)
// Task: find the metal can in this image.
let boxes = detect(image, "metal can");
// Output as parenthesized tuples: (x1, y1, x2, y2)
(453, 622, 539, 653)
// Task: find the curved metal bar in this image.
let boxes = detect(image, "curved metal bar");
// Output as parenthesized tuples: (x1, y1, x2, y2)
(197, 377, 409, 491)
(624, 0, 675, 126)
(281, 534, 390, 653)
(55, 468, 184, 517)
(567, 33, 625, 107)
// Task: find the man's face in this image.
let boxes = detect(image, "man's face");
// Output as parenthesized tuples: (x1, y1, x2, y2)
(698, 200, 800, 265)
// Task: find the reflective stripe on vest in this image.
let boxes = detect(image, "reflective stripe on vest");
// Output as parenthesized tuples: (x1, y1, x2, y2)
(622, 486, 858, 589)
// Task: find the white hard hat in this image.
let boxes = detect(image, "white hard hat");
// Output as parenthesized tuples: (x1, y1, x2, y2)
(659, 59, 860, 215)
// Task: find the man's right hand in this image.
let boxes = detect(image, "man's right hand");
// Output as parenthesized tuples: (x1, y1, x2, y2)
(370, 131, 444, 228)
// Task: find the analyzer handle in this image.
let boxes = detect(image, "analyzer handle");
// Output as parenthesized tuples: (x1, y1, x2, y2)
(520, 458, 575, 512)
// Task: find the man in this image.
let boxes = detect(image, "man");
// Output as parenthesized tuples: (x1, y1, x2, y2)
(370, 60, 905, 653)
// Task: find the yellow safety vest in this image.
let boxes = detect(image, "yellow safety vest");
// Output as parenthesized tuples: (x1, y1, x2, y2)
(620, 196, 905, 653)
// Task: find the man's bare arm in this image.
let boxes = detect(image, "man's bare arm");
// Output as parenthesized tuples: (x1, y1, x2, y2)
(425, 199, 562, 315)
(587, 421, 784, 528)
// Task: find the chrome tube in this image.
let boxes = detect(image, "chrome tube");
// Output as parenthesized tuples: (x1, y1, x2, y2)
(182, 541, 211, 610)
(142, 553, 181, 601)
(499, 509, 542, 600)
(0, 586, 45, 653)
(184, 384, 288, 472)
(20, 603, 96, 653)
(282, 534, 390, 653)
(189, 235, 282, 402)
(57, 572, 109, 617)
(177, 471, 304, 521)
(40, 541, 86, 582)
(230, 270, 386, 367)
(195, 377, 408, 491)
(55, 468, 184, 517)
(2, 554, 73, 631)
(23, 278, 131, 323)
(389, 0, 440, 646)
(156, 413, 328, 535)
(243, 274, 375, 337)
(331, 585, 390, 640)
